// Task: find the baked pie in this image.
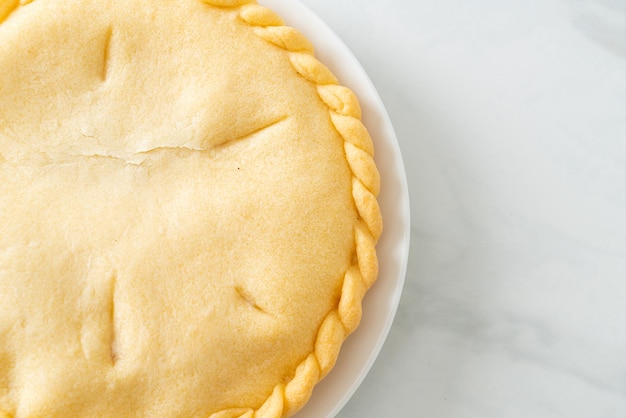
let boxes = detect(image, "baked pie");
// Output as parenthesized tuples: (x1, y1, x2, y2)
(0, 0, 381, 416)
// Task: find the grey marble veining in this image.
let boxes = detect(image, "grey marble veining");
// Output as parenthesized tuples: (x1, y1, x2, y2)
(300, 0, 626, 416)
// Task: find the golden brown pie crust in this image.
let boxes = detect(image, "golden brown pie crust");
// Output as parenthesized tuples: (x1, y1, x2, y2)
(0, 0, 381, 416)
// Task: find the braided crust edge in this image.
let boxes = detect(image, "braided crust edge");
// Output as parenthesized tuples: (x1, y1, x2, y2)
(0, 0, 18, 23)
(204, 1, 382, 417)
(0, 1, 382, 417)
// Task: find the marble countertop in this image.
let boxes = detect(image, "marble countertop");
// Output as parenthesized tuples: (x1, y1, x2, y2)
(299, 0, 626, 416)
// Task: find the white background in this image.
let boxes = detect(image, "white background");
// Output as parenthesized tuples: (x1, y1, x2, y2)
(298, 0, 626, 417)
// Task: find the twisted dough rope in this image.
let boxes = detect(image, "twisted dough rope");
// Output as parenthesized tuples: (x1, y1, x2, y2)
(0, 0, 35, 24)
(0, 0, 382, 417)
(0, 0, 18, 23)
(203, 1, 382, 417)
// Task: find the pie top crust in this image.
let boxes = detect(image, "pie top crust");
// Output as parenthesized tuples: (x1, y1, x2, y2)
(0, 0, 381, 417)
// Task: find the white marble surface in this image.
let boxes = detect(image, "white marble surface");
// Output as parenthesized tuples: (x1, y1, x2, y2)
(299, 0, 626, 416)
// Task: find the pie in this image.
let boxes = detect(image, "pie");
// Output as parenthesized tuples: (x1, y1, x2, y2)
(0, 0, 382, 416)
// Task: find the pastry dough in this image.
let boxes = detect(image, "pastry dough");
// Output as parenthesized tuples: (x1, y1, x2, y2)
(0, 0, 381, 416)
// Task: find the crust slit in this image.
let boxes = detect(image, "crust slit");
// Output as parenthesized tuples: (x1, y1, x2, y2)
(109, 271, 118, 365)
(235, 286, 272, 317)
(215, 114, 289, 150)
(101, 26, 113, 82)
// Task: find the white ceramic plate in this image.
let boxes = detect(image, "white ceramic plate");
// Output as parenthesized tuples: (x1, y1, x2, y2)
(259, 1, 411, 416)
